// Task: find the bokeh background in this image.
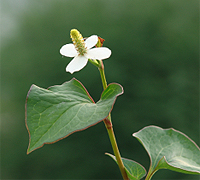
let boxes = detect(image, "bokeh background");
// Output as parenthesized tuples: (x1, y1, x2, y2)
(1, 0, 199, 179)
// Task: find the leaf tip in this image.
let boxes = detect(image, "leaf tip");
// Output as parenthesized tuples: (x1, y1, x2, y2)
(26, 150, 30, 155)
(26, 147, 32, 155)
(132, 132, 136, 137)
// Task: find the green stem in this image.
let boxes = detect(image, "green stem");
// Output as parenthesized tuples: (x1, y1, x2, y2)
(98, 61, 108, 89)
(88, 59, 100, 68)
(98, 60, 129, 180)
(145, 168, 156, 180)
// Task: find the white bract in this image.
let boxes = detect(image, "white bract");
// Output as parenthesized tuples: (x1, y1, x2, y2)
(60, 35, 111, 74)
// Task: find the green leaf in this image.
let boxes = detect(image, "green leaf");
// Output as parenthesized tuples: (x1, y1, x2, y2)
(25, 78, 123, 154)
(106, 153, 146, 180)
(133, 125, 200, 178)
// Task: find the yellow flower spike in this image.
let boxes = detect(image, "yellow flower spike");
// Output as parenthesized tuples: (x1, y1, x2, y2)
(70, 29, 87, 55)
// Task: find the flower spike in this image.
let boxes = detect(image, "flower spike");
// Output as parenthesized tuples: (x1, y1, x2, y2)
(70, 29, 87, 56)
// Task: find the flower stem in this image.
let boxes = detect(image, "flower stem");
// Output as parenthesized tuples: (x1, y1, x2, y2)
(98, 61, 108, 89)
(98, 60, 129, 180)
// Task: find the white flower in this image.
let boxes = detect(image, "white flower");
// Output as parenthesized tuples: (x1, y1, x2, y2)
(60, 30, 111, 74)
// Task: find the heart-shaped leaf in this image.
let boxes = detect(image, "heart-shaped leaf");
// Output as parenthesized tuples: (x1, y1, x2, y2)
(25, 78, 123, 154)
(133, 126, 200, 178)
(106, 153, 146, 180)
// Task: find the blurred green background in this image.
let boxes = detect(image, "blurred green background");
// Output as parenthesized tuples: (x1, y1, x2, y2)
(1, 0, 199, 179)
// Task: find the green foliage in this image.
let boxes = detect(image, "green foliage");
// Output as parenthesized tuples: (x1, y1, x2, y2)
(26, 78, 123, 153)
(1, 0, 199, 179)
(106, 126, 200, 179)
(133, 126, 200, 178)
(106, 153, 146, 180)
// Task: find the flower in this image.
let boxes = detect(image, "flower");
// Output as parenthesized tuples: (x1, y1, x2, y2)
(60, 29, 111, 74)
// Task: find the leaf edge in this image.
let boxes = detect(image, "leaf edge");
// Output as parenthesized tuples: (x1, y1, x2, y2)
(25, 78, 124, 154)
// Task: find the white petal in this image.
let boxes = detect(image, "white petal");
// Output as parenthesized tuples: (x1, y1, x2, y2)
(60, 43, 78, 57)
(66, 55, 88, 74)
(85, 35, 98, 49)
(85, 47, 111, 60)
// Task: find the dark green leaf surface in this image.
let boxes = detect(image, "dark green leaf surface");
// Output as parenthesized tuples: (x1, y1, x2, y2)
(26, 78, 123, 153)
(133, 126, 200, 176)
(106, 153, 146, 180)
